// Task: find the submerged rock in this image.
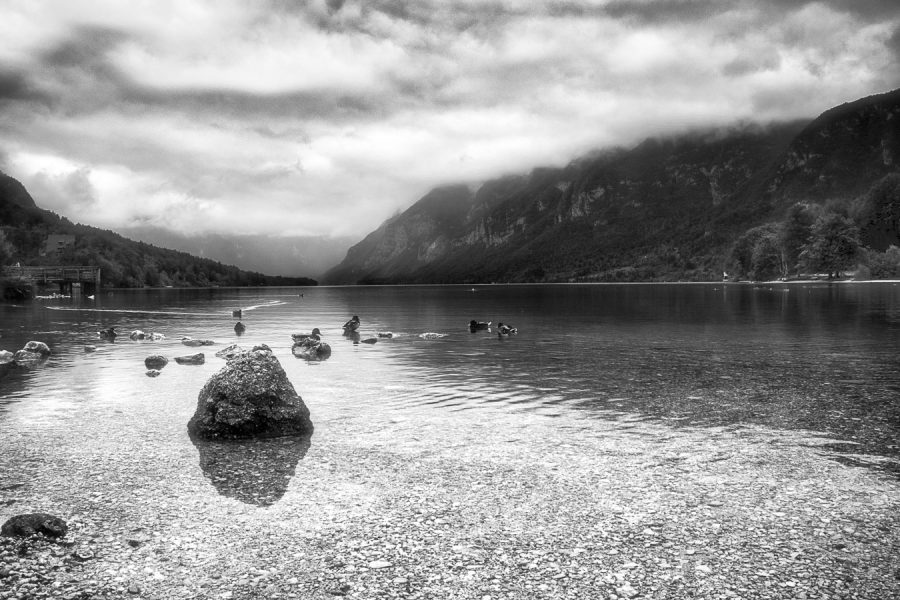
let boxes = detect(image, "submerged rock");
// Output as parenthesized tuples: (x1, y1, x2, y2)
(1, 513, 68, 538)
(182, 337, 215, 347)
(175, 353, 205, 365)
(146, 369, 161, 378)
(188, 347, 313, 439)
(234, 321, 246, 335)
(84, 345, 97, 353)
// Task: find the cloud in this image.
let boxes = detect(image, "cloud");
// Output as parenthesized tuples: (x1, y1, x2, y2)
(0, 0, 898, 241)
(23, 166, 98, 215)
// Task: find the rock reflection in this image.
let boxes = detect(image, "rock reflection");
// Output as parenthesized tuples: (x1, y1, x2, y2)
(190, 434, 311, 506)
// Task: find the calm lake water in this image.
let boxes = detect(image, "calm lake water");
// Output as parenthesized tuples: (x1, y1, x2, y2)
(2, 282, 900, 480)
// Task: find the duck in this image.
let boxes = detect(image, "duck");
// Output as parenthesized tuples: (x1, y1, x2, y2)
(291, 328, 321, 343)
(234, 321, 246, 335)
(468, 320, 491, 332)
(232, 309, 242, 318)
(98, 327, 117, 340)
(497, 322, 518, 336)
(342, 315, 360, 334)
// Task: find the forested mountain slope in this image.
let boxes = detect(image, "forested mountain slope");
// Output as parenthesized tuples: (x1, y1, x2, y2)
(325, 88, 900, 284)
(0, 172, 316, 288)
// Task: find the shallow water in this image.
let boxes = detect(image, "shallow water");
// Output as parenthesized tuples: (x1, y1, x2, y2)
(2, 282, 900, 489)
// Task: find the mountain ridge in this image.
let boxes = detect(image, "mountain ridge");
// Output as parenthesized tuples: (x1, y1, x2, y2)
(324, 88, 900, 284)
(0, 172, 317, 289)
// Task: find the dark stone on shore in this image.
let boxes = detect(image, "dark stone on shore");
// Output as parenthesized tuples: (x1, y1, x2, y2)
(175, 353, 205, 365)
(144, 355, 168, 370)
(187, 346, 313, 439)
(182, 338, 215, 347)
(1, 513, 68, 538)
(191, 435, 311, 506)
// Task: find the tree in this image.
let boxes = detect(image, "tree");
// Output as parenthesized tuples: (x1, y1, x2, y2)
(778, 203, 816, 277)
(728, 223, 782, 280)
(800, 213, 861, 278)
(750, 232, 783, 281)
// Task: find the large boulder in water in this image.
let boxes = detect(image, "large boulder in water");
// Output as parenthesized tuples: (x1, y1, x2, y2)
(187, 346, 313, 439)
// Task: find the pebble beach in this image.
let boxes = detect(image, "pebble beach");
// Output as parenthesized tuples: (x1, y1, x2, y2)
(2, 377, 899, 600)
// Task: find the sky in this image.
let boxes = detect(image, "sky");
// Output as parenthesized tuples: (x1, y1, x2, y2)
(1, 0, 899, 242)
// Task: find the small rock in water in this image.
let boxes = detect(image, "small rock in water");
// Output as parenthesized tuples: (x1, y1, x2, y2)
(84, 345, 97, 353)
(146, 369, 161, 378)
(175, 353, 205, 365)
(144, 355, 168, 370)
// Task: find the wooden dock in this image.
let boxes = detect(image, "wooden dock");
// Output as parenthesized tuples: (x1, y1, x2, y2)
(1, 265, 102, 297)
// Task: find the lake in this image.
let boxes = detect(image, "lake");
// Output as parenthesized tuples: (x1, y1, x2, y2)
(3, 282, 899, 466)
(2, 282, 900, 598)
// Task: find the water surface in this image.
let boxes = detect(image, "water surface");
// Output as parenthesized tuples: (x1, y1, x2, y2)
(2, 282, 899, 481)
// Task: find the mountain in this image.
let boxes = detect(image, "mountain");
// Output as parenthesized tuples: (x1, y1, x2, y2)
(0, 172, 317, 288)
(119, 225, 355, 279)
(324, 89, 900, 284)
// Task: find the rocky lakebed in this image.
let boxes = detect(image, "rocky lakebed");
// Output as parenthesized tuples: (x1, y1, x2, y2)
(1, 342, 899, 600)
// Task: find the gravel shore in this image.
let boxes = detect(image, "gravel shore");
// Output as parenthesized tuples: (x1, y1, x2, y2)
(2, 377, 899, 600)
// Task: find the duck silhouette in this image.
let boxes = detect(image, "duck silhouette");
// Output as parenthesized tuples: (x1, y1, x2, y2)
(342, 315, 360, 334)
(468, 320, 491, 332)
(497, 322, 518, 336)
(291, 328, 322, 343)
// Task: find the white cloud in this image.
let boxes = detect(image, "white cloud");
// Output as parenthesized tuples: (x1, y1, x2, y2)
(0, 0, 898, 244)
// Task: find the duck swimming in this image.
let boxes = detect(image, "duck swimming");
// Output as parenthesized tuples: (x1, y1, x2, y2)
(468, 320, 491, 332)
(291, 327, 321, 343)
(292, 334, 332, 360)
(497, 322, 518, 336)
(342, 315, 360, 334)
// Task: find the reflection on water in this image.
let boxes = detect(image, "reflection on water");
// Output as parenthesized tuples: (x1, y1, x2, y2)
(2, 282, 900, 480)
(189, 433, 312, 506)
